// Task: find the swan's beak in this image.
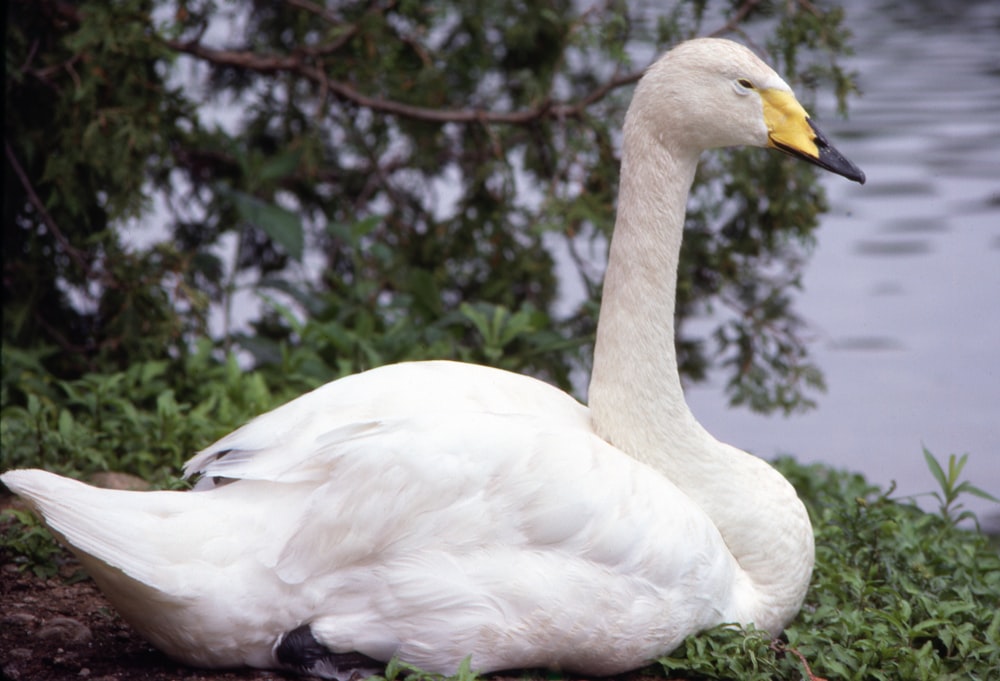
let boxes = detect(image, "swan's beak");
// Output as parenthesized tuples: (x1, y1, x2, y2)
(762, 89, 866, 185)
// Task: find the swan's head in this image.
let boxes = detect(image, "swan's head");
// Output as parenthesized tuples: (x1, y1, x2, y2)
(631, 38, 865, 184)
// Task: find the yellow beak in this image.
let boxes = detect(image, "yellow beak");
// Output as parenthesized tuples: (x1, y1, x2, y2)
(761, 89, 865, 184)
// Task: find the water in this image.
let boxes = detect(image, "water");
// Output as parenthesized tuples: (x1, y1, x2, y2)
(686, 0, 1000, 523)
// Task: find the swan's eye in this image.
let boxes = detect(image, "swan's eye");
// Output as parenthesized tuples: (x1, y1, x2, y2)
(737, 78, 755, 90)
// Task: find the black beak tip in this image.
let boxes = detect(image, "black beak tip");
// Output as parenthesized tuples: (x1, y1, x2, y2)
(808, 119, 866, 185)
(842, 161, 866, 185)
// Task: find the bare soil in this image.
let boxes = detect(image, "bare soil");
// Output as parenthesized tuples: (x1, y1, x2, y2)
(1, 546, 296, 681)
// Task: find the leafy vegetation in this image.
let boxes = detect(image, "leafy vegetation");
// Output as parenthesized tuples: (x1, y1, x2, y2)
(6, 0, 861, 413)
(921, 447, 998, 526)
(656, 457, 1000, 681)
(1, 341, 300, 485)
(0, 509, 67, 580)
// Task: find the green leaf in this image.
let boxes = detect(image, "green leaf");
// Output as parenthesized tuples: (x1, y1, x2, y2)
(946, 452, 969, 486)
(923, 446, 949, 493)
(408, 269, 443, 318)
(953, 481, 1000, 504)
(258, 149, 302, 183)
(230, 190, 305, 261)
(57, 409, 75, 439)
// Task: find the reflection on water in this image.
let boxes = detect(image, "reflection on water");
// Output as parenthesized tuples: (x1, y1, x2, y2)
(687, 0, 1000, 525)
(853, 240, 932, 256)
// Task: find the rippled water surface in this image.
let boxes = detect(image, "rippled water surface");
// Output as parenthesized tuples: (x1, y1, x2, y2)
(687, 0, 1000, 521)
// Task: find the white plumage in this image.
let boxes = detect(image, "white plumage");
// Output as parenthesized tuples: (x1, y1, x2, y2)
(2, 38, 864, 678)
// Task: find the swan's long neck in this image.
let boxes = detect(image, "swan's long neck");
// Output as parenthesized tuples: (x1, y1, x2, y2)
(588, 114, 703, 459)
(587, 112, 814, 632)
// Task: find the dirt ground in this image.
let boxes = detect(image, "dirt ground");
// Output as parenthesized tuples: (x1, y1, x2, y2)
(0, 546, 299, 681)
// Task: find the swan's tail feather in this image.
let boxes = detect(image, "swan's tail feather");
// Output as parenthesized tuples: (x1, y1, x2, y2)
(1, 468, 200, 595)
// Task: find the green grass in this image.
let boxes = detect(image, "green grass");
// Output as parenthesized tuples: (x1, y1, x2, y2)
(2, 345, 998, 680)
(656, 455, 1000, 681)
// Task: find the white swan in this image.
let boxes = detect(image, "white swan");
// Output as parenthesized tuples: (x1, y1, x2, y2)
(2, 38, 864, 679)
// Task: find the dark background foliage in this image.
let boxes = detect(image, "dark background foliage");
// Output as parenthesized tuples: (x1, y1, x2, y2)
(5, 0, 857, 418)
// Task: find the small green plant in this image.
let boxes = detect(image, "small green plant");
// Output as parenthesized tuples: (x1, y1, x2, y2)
(382, 656, 480, 681)
(0, 509, 65, 579)
(921, 447, 999, 525)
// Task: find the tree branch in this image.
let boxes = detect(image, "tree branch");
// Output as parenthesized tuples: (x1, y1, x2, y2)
(283, 0, 342, 25)
(708, 0, 763, 38)
(163, 38, 643, 125)
(5, 139, 90, 273)
(158, 0, 776, 128)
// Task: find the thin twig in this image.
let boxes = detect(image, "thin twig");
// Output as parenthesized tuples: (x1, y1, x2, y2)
(19, 37, 40, 74)
(770, 640, 828, 681)
(797, 0, 822, 17)
(5, 139, 90, 273)
(709, 0, 763, 37)
(284, 0, 341, 24)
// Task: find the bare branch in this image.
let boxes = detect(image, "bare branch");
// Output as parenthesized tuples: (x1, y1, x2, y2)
(295, 25, 360, 58)
(163, 38, 643, 126)
(283, 0, 342, 25)
(5, 139, 90, 274)
(708, 0, 763, 39)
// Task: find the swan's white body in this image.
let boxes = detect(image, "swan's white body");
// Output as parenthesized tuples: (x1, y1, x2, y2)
(2, 38, 863, 678)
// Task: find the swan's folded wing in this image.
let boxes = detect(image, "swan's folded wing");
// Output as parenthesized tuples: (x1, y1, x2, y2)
(248, 410, 739, 599)
(183, 360, 588, 484)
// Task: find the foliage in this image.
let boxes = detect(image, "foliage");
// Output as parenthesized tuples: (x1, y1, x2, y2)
(382, 656, 481, 681)
(239, 216, 582, 388)
(5, 0, 860, 413)
(0, 509, 66, 579)
(0, 341, 306, 486)
(920, 447, 999, 526)
(658, 456, 1000, 681)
